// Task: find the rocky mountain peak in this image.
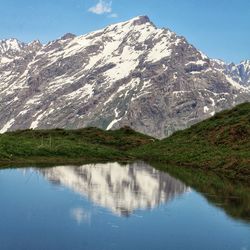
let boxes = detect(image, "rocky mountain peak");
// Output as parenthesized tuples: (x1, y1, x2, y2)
(61, 33, 76, 40)
(103, 15, 157, 36)
(27, 40, 42, 50)
(131, 15, 152, 25)
(0, 38, 24, 54)
(240, 60, 250, 69)
(28, 40, 42, 46)
(212, 59, 250, 88)
(0, 16, 249, 137)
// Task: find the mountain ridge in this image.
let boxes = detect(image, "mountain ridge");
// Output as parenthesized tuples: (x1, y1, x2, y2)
(0, 16, 249, 138)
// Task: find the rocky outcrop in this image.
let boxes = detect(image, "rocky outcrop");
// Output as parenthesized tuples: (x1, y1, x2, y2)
(212, 59, 250, 87)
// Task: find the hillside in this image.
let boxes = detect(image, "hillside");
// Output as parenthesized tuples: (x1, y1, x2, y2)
(0, 126, 153, 166)
(132, 102, 250, 182)
(0, 103, 249, 182)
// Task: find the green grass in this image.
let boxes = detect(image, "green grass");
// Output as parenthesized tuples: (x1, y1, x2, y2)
(0, 103, 249, 182)
(0, 126, 154, 166)
(131, 102, 250, 182)
(0, 104, 249, 222)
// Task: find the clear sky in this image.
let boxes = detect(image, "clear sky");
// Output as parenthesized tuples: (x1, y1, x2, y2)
(0, 0, 249, 63)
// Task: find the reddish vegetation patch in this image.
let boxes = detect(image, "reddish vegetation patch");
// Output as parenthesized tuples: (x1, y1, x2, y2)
(208, 124, 249, 146)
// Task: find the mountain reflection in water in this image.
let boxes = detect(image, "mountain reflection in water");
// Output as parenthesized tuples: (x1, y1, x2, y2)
(37, 162, 189, 216)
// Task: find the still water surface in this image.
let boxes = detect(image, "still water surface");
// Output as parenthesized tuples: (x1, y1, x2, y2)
(0, 162, 249, 250)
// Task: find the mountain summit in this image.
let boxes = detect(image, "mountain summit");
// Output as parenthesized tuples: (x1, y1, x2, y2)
(0, 16, 249, 138)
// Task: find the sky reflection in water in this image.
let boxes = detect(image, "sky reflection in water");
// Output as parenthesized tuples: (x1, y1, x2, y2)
(0, 162, 249, 250)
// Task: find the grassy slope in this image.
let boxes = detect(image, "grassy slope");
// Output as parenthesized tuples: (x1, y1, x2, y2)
(131, 103, 250, 182)
(0, 103, 249, 182)
(0, 126, 154, 166)
(1, 104, 249, 221)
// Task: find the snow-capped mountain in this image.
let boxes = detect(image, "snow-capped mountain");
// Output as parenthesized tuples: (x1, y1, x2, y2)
(38, 162, 188, 216)
(0, 39, 23, 54)
(0, 38, 41, 63)
(0, 16, 249, 138)
(212, 59, 250, 88)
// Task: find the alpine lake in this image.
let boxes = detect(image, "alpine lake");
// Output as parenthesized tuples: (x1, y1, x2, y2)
(0, 162, 249, 250)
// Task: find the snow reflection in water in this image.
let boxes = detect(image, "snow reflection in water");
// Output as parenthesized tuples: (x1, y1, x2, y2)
(38, 161, 189, 216)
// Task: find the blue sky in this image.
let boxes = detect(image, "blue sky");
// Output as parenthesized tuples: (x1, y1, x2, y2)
(0, 0, 249, 63)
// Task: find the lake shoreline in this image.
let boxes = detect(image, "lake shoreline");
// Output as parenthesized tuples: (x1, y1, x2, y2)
(0, 103, 249, 183)
(1, 160, 249, 223)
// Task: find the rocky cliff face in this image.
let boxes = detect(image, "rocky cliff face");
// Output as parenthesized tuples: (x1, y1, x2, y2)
(212, 59, 250, 88)
(0, 16, 249, 138)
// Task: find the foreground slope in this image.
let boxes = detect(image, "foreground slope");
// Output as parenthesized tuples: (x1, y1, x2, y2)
(132, 103, 250, 182)
(0, 103, 249, 182)
(0, 127, 153, 165)
(0, 16, 250, 138)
